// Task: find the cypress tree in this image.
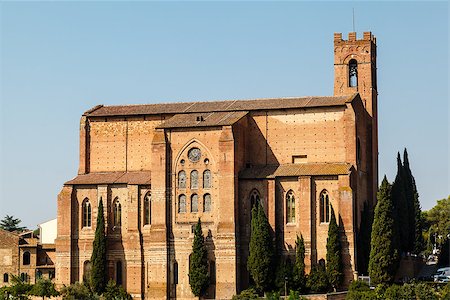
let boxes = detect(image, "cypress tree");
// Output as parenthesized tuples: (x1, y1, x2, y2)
(90, 199, 107, 294)
(369, 176, 399, 285)
(326, 206, 343, 291)
(403, 149, 424, 254)
(292, 235, 306, 292)
(391, 153, 409, 253)
(189, 218, 209, 297)
(247, 203, 274, 293)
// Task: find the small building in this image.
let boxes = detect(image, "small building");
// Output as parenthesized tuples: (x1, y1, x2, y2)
(0, 218, 57, 286)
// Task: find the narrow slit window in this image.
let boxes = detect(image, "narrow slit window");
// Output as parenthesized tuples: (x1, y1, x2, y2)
(286, 190, 296, 223)
(144, 192, 151, 225)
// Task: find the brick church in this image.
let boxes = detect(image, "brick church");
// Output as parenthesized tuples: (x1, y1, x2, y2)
(55, 32, 378, 299)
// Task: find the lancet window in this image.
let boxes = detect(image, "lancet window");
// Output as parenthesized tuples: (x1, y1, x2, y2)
(178, 194, 186, 213)
(82, 198, 91, 228)
(144, 192, 151, 225)
(286, 190, 296, 223)
(203, 170, 211, 188)
(113, 198, 122, 227)
(190, 170, 198, 189)
(203, 194, 211, 212)
(178, 171, 186, 188)
(191, 194, 199, 213)
(320, 190, 331, 223)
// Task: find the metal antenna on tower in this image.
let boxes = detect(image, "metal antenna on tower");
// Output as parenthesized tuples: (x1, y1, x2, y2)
(352, 8, 355, 32)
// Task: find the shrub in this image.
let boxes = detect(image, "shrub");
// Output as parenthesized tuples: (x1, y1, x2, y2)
(414, 282, 437, 300)
(266, 291, 280, 300)
(440, 283, 450, 300)
(348, 280, 371, 292)
(60, 282, 95, 300)
(306, 265, 329, 293)
(383, 284, 403, 300)
(232, 288, 259, 300)
(103, 280, 132, 300)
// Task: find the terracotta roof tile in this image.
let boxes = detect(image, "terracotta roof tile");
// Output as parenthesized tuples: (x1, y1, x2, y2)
(65, 171, 151, 185)
(156, 111, 248, 129)
(239, 163, 351, 179)
(85, 95, 356, 117)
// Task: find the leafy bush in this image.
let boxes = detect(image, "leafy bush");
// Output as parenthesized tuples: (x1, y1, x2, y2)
(346, 280, 376, 300)
(414, 282, 437, 300)
(232, 288, 259, 300)
(288, 290, 299, 300)
(265, 291, 280, 300)
(29, 278, 59, 299)
(440, 283, 450, 300)
(103, 280, 132, 300)
(60, 282, 96, 300)
(348, 280, 371, 292)
(383, 284, 403, 300)
(306, 265, 329, 293)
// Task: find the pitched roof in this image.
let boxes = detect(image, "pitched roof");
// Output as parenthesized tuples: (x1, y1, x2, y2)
(65, 171, 151, 185)
(156, 111, 248, 129)
(239, 163, 352, 179)
(85, 94, 356, 117)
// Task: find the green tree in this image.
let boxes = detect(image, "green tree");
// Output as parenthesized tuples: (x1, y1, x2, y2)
(247, 203, 274, 293)
(0, 215, 26, 232)
(189, 218, 209, 297)
(29, 278, 59, 300)
(4, 274, 32, 300)
(326, 207, 343, 291)
(403, 149, 424, 254)
(292, 235, 306, 292)
(391, 153, 409, 253)
(90, 199, 107, 294)
(368, 176, 399, 285)
(60, 282, 93, 300)
(357, 202, 373, 275)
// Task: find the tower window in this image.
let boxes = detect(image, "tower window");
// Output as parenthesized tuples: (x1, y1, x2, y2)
(178, 170, 186, 188)
(349, 59, 358, 87)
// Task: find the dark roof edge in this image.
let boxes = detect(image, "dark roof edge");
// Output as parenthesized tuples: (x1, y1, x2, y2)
(83, 105, 104, 116)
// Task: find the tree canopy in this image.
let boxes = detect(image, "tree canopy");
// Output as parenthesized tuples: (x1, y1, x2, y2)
(326, 207, 343, 291)
(90, 199, 107, 294)
(0, 215, 26, 232)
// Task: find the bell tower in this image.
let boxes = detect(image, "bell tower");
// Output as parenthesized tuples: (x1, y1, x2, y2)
(334, 31, 378, 205)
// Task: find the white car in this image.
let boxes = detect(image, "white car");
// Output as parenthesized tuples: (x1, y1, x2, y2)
(433, 267, 450, 282)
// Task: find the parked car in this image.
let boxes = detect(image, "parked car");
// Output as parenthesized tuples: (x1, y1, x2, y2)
(433, 267, 450, 282)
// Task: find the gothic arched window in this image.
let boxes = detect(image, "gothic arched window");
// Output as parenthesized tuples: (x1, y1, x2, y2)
(23, 251, 30, 265)
(203, 170, 211, 189)
(113, 198, 122, 227)
(320, 190, 331, 223)
(286, 190, 296, 223)
(144, 192, 151, 225)
(82, 199, 91, 228)
(349, 59, 358, 87)
(250, 189, 261, 209)
(178, 195, 186, 213)
(203, 194, 212, 212)
(190, 170, 198, 189)
(178, 170, 186, 188)
(191, 194, 199, 213)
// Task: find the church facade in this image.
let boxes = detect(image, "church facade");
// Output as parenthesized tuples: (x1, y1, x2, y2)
(55, 32, 378, 299)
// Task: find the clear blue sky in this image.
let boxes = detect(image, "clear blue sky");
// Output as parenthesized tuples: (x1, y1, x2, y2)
(0, 1, 448, 229)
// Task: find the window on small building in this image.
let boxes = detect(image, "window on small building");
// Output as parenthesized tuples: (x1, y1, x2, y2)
(203, 194, 212, 212)
(178, 170, 186, 188)
(3, 273, 8, 283)
(191, 194, 199, 213)
(178, 195, 186, 213)
(20, 273, 29, 283)
(113, 198, 122, 227)
(292, 155, 307, 164)
(82, 199, 91, 228)
(286, 190, 296, 223)
(320, 190, 331, 223)
(23, 251, 30, 265)
(116, 261, 123, 285)
(349, 59, 358, 87)
(203, 170, 212, 188)
(190, 170, 198, 189)
(144, 192, 151, 225)
(36, 270, 42, 279)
